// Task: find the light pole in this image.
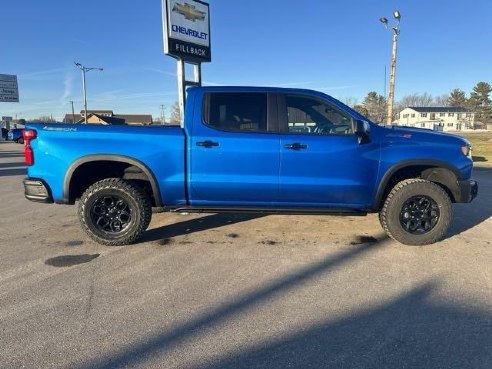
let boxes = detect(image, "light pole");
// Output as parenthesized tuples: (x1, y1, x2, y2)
(74, 62, 103, 124)
(160, 104, 166, 125)
(69, 100, 75, 123)
(380, 10, 401, 125)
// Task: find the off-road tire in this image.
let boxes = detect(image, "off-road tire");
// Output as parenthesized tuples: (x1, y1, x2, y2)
(379, 179, 452, 245)
(78, 178, 152, 246)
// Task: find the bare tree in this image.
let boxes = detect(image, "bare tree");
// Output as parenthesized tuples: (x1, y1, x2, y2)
(433, 94, 450, 107)
(342, 97, 359, 108)
(31, 115, 57, 123)
(169, 101, 181, 124)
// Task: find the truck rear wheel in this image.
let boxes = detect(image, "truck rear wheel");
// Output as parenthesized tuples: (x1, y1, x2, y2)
(379, 179, 452, 245)
(78, 178, 152, 246)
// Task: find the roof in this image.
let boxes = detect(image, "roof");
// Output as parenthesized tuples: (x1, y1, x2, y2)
(406, 106, 471, 113)
(79, 110, 114, 115)
(114, 114, 152, 124)
(76, 113, 126, 125)
(64, 113, 153, 125)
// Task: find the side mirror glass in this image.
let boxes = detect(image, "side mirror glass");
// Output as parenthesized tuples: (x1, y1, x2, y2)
(355, 120, 371, 144)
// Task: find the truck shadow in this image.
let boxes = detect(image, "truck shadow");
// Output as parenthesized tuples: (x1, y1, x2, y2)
(76, 238, 389, 368)
(75, 237, 492, 369)
(142, 213, 265, 242)
(448, 166, 492, 237)
(188, 283, 492, 369)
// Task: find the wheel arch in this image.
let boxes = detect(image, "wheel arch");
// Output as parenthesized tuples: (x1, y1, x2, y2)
(373, 159, 461, 211)
(62, 155, 162, 207)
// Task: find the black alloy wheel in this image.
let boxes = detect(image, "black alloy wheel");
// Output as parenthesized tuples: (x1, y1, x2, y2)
(399, 195, 440, 234)
(379, 178, 452, 245)
(78, 178, 152, 246)
(90, 195, 132, 235)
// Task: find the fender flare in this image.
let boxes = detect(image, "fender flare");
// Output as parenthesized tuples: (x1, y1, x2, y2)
(372, 159, 461, 210)
(62, 154, 162, 206)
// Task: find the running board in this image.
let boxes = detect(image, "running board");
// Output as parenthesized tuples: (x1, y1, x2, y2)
(168, 206, 367, 216)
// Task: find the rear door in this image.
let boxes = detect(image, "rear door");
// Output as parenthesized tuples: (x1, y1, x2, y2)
(188, 92, 280, 206)
(277, 93, 380, 208)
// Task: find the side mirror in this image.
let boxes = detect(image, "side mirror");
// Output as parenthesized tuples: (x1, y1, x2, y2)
(355, 120, 371, 144)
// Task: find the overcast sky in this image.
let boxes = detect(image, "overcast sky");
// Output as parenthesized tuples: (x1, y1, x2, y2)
(1, 0, 491, 120)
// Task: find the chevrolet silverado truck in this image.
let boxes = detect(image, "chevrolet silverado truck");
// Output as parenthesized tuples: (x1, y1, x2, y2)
(22, 87, 477, 246)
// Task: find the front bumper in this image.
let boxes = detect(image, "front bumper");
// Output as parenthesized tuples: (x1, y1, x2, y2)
(457, 179, 478, 203)
(24, 178, 54, 203)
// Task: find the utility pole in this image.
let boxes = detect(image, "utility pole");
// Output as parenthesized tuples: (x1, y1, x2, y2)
(380, 10, 401, 125)
(74, 62, 103, 124)
(160, 104, 166, 125)
(69, 100, 75, 123)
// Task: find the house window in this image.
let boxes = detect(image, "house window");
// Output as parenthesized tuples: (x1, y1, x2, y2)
(403, 114, 409, 118)
(466, 113, 472, 118)
(447, 123, 454, 127)
(457, 113, 462, 119)
(448, 113, 454, 117)
(421, 123, 426, 127)
(421, 113, 427, 117)
(411, 114, 415, 118)
(439, 113, 445, 117)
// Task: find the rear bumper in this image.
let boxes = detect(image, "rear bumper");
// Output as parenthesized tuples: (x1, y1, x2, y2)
(457, 179, 478, 203)
(24, 178, 54, 203)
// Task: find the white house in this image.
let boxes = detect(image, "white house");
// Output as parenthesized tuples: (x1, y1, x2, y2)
(394, 107, 474, 131)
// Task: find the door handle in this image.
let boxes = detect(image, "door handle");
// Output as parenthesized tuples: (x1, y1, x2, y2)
(284, 143, 307, 150)
(196, 140, 219, 148)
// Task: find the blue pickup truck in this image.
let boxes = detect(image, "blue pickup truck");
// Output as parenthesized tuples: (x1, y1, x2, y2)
(22, 86, 477, 246)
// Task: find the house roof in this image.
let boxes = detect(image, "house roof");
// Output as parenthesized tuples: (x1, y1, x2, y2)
(114, 114, 153, 124)
(406, 106, 471, 113)
(79, 110, 114, 115)
(76, 113, 126, 125)
(64, 113, 153, 125)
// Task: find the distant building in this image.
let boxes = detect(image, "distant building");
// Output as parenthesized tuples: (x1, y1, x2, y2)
(64, 110, 152, 125)
(395, 107, 475, 131)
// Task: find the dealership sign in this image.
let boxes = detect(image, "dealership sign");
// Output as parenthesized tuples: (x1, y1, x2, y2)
(162, 0, 211, 62)
(0, 74, 19, 103)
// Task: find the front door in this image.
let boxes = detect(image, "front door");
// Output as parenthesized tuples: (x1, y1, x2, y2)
(277, 93, 380, 208)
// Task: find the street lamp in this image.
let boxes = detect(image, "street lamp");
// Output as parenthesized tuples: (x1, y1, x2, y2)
(74, 62, 103, 124)
(380, 10, 401, 125)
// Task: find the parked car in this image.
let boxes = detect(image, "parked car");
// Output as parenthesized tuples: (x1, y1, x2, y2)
(8, 128, 24, 144)
(21, 86, 477, 246)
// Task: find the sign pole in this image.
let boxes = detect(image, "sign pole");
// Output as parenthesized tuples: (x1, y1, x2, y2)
(177, 58, 186, 128)
(162, 0, 211, 127)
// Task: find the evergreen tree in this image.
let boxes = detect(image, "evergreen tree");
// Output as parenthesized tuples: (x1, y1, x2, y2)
(448, 89, 467, 107)
(353, 105, 369, 117)
(362, 91, 387, 123)
(469, 82, 492, 123)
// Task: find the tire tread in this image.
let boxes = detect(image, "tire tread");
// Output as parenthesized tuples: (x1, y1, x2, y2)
(78, 178, 152, 246)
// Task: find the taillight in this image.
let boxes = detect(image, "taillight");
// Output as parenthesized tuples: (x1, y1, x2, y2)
(22, 129, 37, 166)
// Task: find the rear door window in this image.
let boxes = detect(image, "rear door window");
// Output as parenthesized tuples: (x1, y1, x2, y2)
(203, 93, 267, 132)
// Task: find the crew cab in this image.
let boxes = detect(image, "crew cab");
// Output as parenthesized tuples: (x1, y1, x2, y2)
(22, 87, 477, 245)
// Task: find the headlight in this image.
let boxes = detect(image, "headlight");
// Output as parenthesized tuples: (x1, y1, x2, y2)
(461, 144, 472, 158)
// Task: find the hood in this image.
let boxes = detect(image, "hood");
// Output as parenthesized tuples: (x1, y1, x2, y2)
(382, 125, 469, 146)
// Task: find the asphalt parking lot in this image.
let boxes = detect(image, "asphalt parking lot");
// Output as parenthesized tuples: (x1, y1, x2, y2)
(1, 141, 491, 369)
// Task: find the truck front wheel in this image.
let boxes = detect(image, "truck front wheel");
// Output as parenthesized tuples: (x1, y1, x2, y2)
(78, 178, 152, 246)
(379, 179, 452, 245)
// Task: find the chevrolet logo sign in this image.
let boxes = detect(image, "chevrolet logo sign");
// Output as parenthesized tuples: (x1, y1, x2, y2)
(172, 2, 206, 22)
